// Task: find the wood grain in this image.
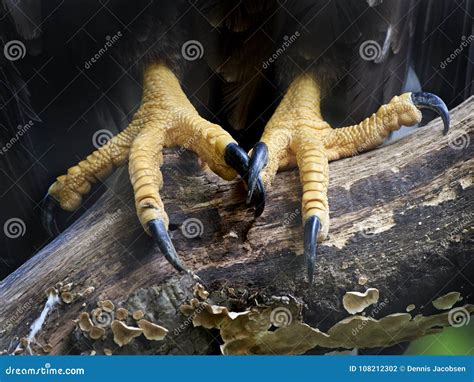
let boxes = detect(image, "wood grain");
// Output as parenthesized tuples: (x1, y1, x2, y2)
(0, 97, 472, 355)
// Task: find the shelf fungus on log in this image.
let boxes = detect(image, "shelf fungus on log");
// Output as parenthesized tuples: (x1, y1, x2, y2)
(116, 308, 130, 321)
(182, 299, 474, 355)
(111, 320, 143, 347)
(432, 292, 462, 310)
(342, 288, 380, 315)
(137, 320, 168, 341)
(89, 326, 106, 340)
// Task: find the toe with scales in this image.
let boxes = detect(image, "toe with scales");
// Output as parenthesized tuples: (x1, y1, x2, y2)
(42, 63, 265, 273)
(247, 74, 450, 284)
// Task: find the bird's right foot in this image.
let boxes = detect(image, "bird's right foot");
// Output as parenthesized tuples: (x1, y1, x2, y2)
(42, 63, 265, 273)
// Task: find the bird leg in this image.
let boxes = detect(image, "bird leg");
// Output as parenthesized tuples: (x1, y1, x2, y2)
(44, 62, 264, 273)
(247, 73, 449, 284)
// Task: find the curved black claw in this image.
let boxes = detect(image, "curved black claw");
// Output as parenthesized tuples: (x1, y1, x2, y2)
(224, 143, 266, 217)
(148, 219, 189, 273)
(41, 194, 61, 237)
(304, 216, 321, 286)
(411, 92, 450, 135)
(246, 142, 268, 204)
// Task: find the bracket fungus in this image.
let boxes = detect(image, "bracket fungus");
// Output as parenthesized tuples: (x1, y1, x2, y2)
(111, 320, 143, 347)
(137, 319, 169, 341)
(182, 300, 474, 355)
(132, 310, 144, 321)
(59, 283, 73, 293)
(194, 283, 210, 300)
(89, 326, 106, 340)
(60, 291, 74, 304)
(78, 312, 94, 332)
(99, 300, 115, 313)
(41, 344, 53, 354)
(432, 292, 462, 310)
(358, 276, 368, 286)
(342, 288, 380, 315)
(116, 308, 129, 321)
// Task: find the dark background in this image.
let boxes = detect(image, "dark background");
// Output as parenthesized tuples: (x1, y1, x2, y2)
(0, 0, 472, 280)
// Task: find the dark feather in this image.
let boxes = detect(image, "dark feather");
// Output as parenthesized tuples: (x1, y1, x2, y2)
(0, 0, 471, 277)
(413, 0, 473, 107)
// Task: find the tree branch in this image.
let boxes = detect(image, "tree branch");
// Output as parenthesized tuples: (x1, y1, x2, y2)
(0, 97, 473, 355)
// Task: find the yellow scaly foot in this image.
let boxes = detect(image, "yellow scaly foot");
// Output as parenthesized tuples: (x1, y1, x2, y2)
(247, 74, 449, 284)
(43, 63, 265, 274)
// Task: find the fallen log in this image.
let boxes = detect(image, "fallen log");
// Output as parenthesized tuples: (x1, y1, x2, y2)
(0, 97, 473, 356)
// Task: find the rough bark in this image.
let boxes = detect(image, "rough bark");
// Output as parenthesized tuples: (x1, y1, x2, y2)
(0, 97, 473, 356)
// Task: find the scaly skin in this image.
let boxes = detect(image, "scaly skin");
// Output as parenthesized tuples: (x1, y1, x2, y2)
(48, 65, 437, 278)
(257, 74, 422, 241)
(48, 63, 237, 234)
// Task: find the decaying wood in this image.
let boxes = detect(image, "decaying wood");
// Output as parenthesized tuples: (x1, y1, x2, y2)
(0, 97, 473, 355)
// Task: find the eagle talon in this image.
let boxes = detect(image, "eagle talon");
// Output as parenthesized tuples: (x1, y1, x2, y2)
(224, 143, 266, 217)
(247, 142, 268, 204)
(148, 219, 189, 274)
(224, 143, 249, 176)
(304, 215, 321, 286)
(41, 194, 61, 237)
(410, 92, 450, 135)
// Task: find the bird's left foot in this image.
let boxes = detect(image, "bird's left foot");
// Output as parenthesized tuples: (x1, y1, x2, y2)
(247, 74, 449, 284)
